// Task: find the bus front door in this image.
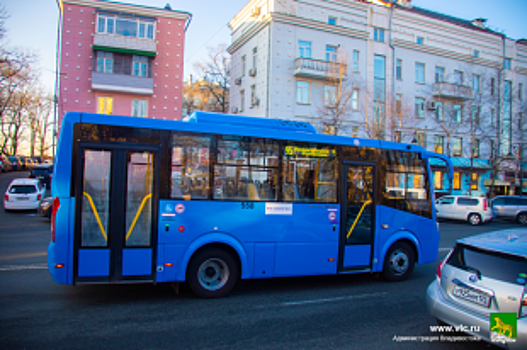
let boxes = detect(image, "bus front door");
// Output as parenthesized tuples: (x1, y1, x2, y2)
(74, 147, 158, 283)
(341, 163, 375, 271)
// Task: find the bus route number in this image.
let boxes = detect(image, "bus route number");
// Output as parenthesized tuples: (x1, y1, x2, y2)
(241, 202, 254, 210)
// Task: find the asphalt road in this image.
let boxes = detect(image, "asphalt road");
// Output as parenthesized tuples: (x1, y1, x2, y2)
(0, 170, 517, 349)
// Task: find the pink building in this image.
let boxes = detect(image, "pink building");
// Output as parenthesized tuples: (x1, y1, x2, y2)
(58, 0, 191, 126)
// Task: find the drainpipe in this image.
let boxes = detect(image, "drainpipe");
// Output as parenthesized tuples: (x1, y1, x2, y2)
(266, 22, 271, 119)
(389, 1, 396, 141)
(492, 34, 505, 197)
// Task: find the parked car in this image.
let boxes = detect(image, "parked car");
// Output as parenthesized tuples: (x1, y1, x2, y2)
(3, 178, 44, 211)
(1, 156, 12, 172)
(490, 195, 527, 225)
(427, 228, 527, 348)
(435, 195, 493, 225)
(7, 156, 21, 171)
(29, 164, 54, 187)
(38, 194, 53, 219)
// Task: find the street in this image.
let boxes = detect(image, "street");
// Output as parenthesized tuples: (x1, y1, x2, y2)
(0, 170, 516, 349)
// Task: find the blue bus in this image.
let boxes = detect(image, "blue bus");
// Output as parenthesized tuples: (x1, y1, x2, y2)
(48, 111, 453, 298)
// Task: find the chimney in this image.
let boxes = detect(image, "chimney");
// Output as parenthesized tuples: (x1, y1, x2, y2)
(472, 18, 487, 28)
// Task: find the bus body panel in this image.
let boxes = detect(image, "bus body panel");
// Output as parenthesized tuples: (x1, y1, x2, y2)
(52, 114, 79, 198)
(343, 245, 371, 266)
(47, 197, 74, 284)
(158, 200, 339, 281)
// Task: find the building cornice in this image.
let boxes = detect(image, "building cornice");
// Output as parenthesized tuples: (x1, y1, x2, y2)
(393, 38, 500, 69)
(62, 0, 191, 22)
(227, 15, 270, 54)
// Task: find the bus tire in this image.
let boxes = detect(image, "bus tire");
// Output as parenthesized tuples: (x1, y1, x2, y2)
(186, 248, 239, 298)
(382, 241, 415, 282)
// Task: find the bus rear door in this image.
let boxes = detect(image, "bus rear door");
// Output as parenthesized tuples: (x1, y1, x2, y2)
(74, 145, 159, 283)
(340, 162, 375, 271)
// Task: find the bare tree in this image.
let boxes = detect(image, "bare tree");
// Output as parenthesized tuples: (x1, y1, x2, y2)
(26, 88, 53, 157)
(193, 44, 230, 113)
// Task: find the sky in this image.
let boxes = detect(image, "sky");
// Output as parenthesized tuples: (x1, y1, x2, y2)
(2, 0, 526, 94)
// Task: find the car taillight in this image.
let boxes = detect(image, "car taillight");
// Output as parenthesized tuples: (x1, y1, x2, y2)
(483, 199, 487, 211)
(436, 249, 453, 280)
(521, 288, 527, 318)
(37, 193, 42, 200)
(4, 194, 8, 202)
(51, 197, 60, 243)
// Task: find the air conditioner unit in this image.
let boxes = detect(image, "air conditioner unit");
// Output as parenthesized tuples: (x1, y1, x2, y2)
(249, 68, 257, 77)
(427, 101, 437, 110)
(231, 106, 239, 113)
(235, 77, 242, 85)
(251, 98, 260, 107)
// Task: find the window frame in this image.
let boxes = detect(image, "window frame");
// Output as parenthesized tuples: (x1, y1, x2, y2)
(415, 62, 425, 84)
(396, 59, 402, 80)
(296, 81, 311, 105)
(374, 28, 385, 42)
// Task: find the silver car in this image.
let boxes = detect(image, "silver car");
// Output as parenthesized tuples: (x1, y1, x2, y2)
(426, 229, 526, 348)
(491, 196, 527, 225)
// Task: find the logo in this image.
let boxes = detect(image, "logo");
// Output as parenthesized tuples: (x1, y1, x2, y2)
(328, 212, 336, 221)
(468, 274, 478, 283)
(490, 313, 516, 344)
(165, 204, 173, 212)
(175, 204, 185, 214)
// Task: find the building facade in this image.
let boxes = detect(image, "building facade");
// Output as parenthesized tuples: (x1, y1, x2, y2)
(228, 0, 527, 196)
(58, 0, 191, 126)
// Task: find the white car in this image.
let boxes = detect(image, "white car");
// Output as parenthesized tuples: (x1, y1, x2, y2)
(4, 178, 44, 211)
(435, 195, 493, 225)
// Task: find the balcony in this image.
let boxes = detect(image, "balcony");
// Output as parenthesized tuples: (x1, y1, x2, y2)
(293, 58, 347, 81)
(432, 82, 472, 101)
(91, 72, 153, 95)
(93, 34, 156, 56)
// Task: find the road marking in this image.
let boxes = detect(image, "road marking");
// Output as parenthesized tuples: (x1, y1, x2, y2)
(281, 292, 388, 306)
(0, 263, 47, 271)
(0, 251, 47, 261)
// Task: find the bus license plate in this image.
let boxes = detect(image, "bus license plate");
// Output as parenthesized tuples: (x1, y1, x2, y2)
(452, 286, 490, 307)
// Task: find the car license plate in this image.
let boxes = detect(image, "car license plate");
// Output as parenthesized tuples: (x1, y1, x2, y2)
(17, 197, 29, 201)
(452, 285, 491, 307)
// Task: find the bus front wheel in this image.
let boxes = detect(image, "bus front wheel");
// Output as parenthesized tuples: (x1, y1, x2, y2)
(383, 242, 415, 282)
(187, 248, 239, 298)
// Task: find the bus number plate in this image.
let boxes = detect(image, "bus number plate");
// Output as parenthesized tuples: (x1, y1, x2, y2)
(241, 202, 254, 210)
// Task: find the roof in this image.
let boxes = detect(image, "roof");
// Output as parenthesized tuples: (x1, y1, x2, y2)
(457, 229, 527, 259)
(396, 4, 502, 37)
(9, 178, 41, 185)
(33, 164, 53, 170)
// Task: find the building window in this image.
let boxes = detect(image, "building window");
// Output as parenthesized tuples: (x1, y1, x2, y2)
(435, 67, 444, 83)
(374, 28, 385, 42)
(252, 47, 257, 68)
(491, 78, 495, 96)
(471, 106, 480, 126)
(326, 45, 337, 62)
(519, 83, 523, 101)
(434, 171, 443, 190)
(415, 62, 425, 83)
(490, 108, 495, 125)
(395, 94, 402, 115)
(415, 97, 424, 119)
(452, 137, 462, 157)
(474, 50, 480, 58)
(436, 101, 443, 121)
(472, 75, 480, 93)
(324, 124, 336, 135)
(296, 81, 310, 104)
(328, 16, 337, 25)
(471, 173, 479, 190)
(416, 36, 424, 45)
(241, 55, 246, 76)
(415, 132, 426, 148)
(434, 135, 444, 154)
(132, 55, 148, 77)
(97, 14, 154, 39)
(489, 139, 494, 159)
(352, 89, 359, 110)
(97, 15, 115, 34)
(240, 90, 245, 112)
(353, 50, 360, 72)
(96, 51, 113, 73)
(299, 41, 312, 58)
(250, 84, 257, 106)
(324, 85, 336, 107)
(394, 131, 402, 142)
(396, 59, 402, 80)
(502, 80, 512, 155)
(472, 139, 480, 158)
(504, 58, 511, 70)
(454, 70, 463, 85)
(453, 172, 460, 190)
(352, 126, 359, 137)
(98, 97, 113, 115)
(131, 100, 147, 118)
(453, 104, 462, 123)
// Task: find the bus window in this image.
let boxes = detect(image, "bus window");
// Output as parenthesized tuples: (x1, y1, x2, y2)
(282, 142, 337, 203)
(171, 133, 211, 200)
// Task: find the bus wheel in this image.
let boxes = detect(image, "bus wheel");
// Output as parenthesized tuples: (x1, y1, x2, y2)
(383, 242, 415, 282)
(187, 248, 239, 298)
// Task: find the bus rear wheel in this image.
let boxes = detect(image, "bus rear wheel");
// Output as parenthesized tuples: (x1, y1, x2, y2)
(187, 248, 239, 298)
(383, 241, 415, 282)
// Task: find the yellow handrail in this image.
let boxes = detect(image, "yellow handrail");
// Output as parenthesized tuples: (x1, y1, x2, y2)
(83, 192, 107, 241)
(346, 200, 372, 239)
(126, 193, 152, 241)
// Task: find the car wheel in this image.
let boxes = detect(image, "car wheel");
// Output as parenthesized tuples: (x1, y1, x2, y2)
(517, 212, 527, 225)
(383, 241, 415, 282)
(187, 248, 239, 298)
(468, 213, 482, 226)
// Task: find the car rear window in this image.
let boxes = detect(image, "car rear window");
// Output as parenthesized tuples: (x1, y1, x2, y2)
(9, 185, 37, 194)
(457, 198, 479, 206)
(32, 169, 51, 176)
(446, 244, 527, 285)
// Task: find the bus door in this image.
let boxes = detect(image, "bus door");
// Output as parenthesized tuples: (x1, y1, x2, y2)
(340, 162, 375, 271)
(74, 145, 159, 283)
